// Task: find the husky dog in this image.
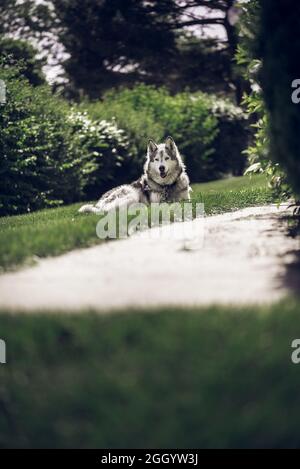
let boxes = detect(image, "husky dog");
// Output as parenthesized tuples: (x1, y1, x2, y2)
(78, 136, 191, 213)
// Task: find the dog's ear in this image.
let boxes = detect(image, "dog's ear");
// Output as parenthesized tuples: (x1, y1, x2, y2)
(148, 139, 157, 153)
(165, 136, 177, 158)
(147, 139, 158, 157)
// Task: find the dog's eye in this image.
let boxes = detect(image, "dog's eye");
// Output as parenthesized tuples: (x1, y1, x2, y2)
(154, 158, 159, 161)
(165, 157, 170, 161)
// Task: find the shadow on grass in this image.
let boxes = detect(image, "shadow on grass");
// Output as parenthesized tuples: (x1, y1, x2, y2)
(1, 299, 300, 448)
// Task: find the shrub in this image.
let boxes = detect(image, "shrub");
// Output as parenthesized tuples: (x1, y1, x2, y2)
(88, 85, 249, 182)
(101, 85, 219, 182)
(162, 92, 219, 182)
(207, 96, 249, 178)
(68, 111, 131, 200)
(0, 66, 132, 215)
(0, 66, 79, 216)
(236, 0, 294, 200)
(0, 38, 46, 86)
(258, 0, 300, 198)
(85, 93, 164, 181)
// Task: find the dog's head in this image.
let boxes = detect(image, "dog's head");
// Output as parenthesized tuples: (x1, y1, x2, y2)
(145, 136, 184, 185)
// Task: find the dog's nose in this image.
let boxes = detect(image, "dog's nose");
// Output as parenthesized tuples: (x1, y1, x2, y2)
(159, 166, 165, 172)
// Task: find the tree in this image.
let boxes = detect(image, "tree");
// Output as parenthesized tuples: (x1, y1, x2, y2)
(0, 0, 246, 101)
(50, 0, 178, 98)
(158, 0, 247, 102)
(0, 38, 46, 86)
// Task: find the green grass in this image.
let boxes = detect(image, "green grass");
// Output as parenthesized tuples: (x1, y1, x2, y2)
(0, 203, 101, 271)
(1, 298, 300, 448)
(0, 174, 274, 270)
(192, 173, 275, 215)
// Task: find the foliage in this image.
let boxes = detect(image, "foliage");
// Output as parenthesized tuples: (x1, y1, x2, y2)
(0, 0, 29, 36)
(0, 66, 131, 216)
(0, 37, 46, 85)
(67, 111, 131, 199)
(236, 0, 296, 199)
(0, 0, 244, 101)
(257, 0, 300, 198)
(206, 95, 249, 178)
(0, 65, 78, 216)
(50, 0, 177, 98)
(88, 85, 249, 182)
(122, 86, 219, 182)
(154, 34, 234, 95)
(85, 94, 165, 180)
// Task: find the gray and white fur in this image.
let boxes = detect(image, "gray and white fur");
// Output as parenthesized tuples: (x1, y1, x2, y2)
(78, 136, 191, 214)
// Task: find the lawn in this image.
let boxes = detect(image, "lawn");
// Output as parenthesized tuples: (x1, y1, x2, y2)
(0, 298, 300, 448)
(192, 173, 275, 215)
(0, 174, 275, 270)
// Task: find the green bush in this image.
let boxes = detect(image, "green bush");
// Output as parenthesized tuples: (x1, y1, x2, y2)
(0, 37, 46, 86)
(0, 66, 132, 215)
(204, 95, 249, 179)
(237, 0, 300, 200)
(88, 85, 249, 182)
(0, 66, 79, 216)
(258, 0, 300, 198)
(85, 91, 164, 181)
(67, 110, 131, 200)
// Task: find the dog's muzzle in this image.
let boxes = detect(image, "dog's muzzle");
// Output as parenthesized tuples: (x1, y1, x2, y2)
(159, 166, 167, 178)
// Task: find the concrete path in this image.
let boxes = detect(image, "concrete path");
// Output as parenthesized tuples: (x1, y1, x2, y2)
(0, 204, 299, 312)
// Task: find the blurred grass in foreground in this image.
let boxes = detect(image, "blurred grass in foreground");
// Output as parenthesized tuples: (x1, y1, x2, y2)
(0, 298, 300, 448)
